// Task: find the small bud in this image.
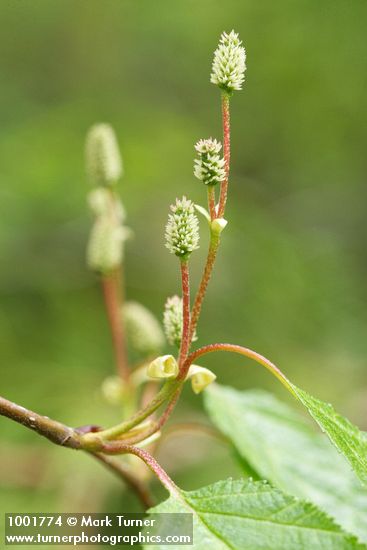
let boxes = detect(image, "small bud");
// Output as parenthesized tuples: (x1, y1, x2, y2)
(165, 196, 200, 259)
(163, 295, 197, 348)
(210, 31, 246, 93)
(123, 301, 165, 357)
(194, 139, 226, 186)
(86, 216, 131, 273)
(101, 375, 125, 405)
(85, 123, 123, 186)
(87, 188, 126, 223)
(211, 218, 228, 236)
(147, 355, 179, 380)
(186, 365, 217, 394)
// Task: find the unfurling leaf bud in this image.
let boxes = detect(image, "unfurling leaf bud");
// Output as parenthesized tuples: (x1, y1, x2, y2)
(163, 295, 197, 348)
(85, 123, 123, 186)
(210, 30, 246, 93)
(211, 217, 228, 236)
(147, 355, 179, 380)
(186, 365, 217, 394)
(165, 196, 200, 259)
(194, 139, 226, 186)
(123, 301, 165, 357)
(86, 216, 131, 273)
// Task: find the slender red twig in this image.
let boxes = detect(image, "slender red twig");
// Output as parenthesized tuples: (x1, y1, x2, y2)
(92, 453, 154, 509)
(178, 260, 191, 368)
(189, 237, 220, 342)
(111, 387, 183, 448)
(208, 186, 217, 220)
(102, 269, 129, 382)
(189, 94, 231, 340)
(181, 343, 295, 394)
(101, 444, 179, 496)
(218, 92, 231, 217)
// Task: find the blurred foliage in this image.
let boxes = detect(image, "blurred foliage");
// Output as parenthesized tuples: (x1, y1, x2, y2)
(1, 0, 367, 541)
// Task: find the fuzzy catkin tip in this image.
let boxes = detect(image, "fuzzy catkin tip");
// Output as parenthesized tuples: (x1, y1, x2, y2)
(86, 216, 131, 273)
(165, 196, 200, 258)
(194, 138, 226, 186)
(210, 30, 246, 93)
(163, 295, 197, 348)
(123, 301, 165, 356)
(85, 123, 123, 186)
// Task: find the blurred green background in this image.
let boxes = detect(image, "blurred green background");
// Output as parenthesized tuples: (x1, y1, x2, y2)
(1, 0, 367, 545)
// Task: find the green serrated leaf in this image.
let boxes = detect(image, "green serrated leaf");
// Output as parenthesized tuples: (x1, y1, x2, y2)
(144, 478, 364, 550)
(204, 385, 367, 543)
(193, 342, 367, 490)
(290, 384, 367, 486)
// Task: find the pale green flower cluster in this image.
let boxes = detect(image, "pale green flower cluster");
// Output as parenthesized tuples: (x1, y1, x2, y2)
(85, 123, 123, 186)
(194, 138, 226, 186)
(165, 197, 199, 259)
(85, 124, 131, 273)
(163, 295, 197, 348)
(210, 30, 246, 93)
(87, 217, 131, 273)
(123, 301, 165, 357)
(163, 295, 183, 348)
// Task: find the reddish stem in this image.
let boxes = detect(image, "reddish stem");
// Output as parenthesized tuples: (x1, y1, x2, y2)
(189, 96, 231, 340)
(178, 260, 191, 368)
(113, 388, 183, 447)
(102, 269, 129, 382)
(92, 453, 154, 509)
(208, 186, 217, 220)
(180, 343, 295, 395)
(189, 237, 220, 342)
(218, 93, 231, 217)
(101, 444, 179, 496)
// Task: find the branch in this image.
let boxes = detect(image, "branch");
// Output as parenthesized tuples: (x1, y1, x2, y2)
(190, 93, 231, 340)
(81, 379, 180, 447)
(182, 343, 295, 395)
(207, 186, 216, 220)
(100, 443, 179, 496)
(91, 453, 154, 509)
(189, 236, 220, 342)
(218, 92, 231, 217)
(0, 396, 81, 449)
(178, 260, 191, 368)
(102, 269, 130, 382)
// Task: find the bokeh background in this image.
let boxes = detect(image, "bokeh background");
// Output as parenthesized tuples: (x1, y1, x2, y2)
(1, 0, 367, 546)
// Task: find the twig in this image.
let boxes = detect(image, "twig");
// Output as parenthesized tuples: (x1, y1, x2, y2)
(102, 269, 130, 382)
(178, 260, 191, 368)
(189, 93, 231, 340)
(100, 444, 179, 496)
(182, 343, 294, 394)
(91, 453, 154, 509)
(0, 396, 81, 449)
(208, 186, 216, 220)
(82, 379, 180, 446)
(218, 92, 231, 217)
(189, 236, 220, 342)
